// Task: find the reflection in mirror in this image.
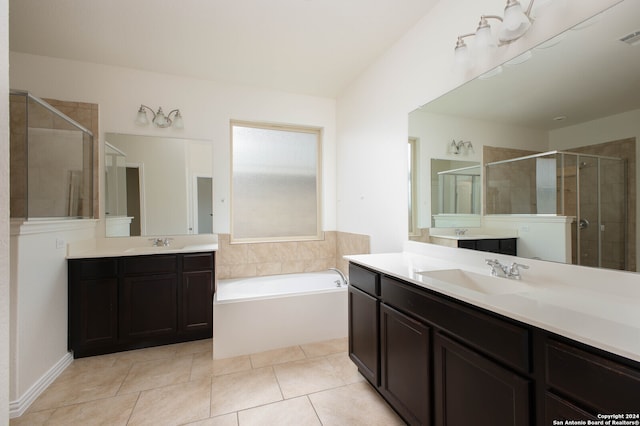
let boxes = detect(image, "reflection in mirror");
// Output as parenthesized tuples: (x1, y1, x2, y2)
(431, 159, 481, 228)
(104, 133, 213, 237)
(408, 0, 640, 271)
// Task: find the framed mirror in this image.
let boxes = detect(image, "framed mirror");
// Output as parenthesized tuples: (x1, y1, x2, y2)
(104, 133, 213, 237)
(408, 0, 640, 271)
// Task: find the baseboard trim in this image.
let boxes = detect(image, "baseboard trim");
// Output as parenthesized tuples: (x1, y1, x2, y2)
(9, 352, 73, 418)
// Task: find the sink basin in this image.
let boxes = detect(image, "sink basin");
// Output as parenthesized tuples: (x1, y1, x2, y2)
(416, 269, 532, 295)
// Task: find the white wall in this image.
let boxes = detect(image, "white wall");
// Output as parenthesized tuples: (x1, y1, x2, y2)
(336, 0, 621, 253)
(10, 222, 95, 411)
(1, 0, 10, 422)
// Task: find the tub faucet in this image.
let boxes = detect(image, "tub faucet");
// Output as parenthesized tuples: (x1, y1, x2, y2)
(328, 268, 349, 287)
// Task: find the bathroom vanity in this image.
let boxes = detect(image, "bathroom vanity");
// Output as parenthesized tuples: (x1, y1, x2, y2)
(347, 255, 640, 425)
(67, 243, 216, 358)
(430, 235, 517, 256)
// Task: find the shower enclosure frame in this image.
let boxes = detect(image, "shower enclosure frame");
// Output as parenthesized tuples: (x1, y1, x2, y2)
(485, 150, 627, 270)
(10, 89, 95, 220)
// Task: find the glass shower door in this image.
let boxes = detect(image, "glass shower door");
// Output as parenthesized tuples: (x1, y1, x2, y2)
(576, 157, 599, 268)
(598, 158, 626, 270)
(576, 156, 626, 269)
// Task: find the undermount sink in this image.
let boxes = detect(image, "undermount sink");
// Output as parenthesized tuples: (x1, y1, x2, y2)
(416, 269, 532, 295)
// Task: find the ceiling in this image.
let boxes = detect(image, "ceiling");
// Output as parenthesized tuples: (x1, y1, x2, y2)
(419, 0, 640, 130)
(9, 0, 438, 98)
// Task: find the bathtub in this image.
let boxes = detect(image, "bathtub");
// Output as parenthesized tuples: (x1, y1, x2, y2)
(213, 271, 348, 359)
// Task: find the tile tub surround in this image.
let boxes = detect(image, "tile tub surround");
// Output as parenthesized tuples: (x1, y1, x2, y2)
(10, 338, 403, 426)
(216, 231, 370, 280)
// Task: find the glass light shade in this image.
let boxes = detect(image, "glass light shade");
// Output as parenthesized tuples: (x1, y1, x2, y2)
(499, 2, 531, 42)
(172, 111, 184, 129)
(475, 24, 496, 49)
(136, 107, 149, 125)
(153, 107, 167, 127)
(454, 43, 471, 70)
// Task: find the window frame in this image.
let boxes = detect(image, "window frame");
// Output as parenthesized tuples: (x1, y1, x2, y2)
(230, 120, 323, 244)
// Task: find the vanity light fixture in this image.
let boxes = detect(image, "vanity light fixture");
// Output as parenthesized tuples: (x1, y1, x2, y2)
(450, 140, 474, 155)
(454, 0, 538, 70)
(136, 105, 184, 129)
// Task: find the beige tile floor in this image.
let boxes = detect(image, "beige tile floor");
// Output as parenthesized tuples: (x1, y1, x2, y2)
(11, 338, 405, 426)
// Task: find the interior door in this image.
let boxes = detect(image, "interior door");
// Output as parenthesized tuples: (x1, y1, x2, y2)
(196, 177, 213, 234)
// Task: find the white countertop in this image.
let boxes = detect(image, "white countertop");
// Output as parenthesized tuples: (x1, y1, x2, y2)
(346, 250, 640, 363)
(67, 235, 219, 259)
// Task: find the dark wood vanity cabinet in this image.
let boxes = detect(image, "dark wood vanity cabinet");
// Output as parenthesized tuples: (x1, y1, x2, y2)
(380, 303, 430, 426)
(434, 333, 530, 426)
(544, 338, 640, 420)
(180, 253, 215, 333)
(120, 255, 179, 341)
(69, 252, 215, 358)
(457, 237, 517, 256)
(347, 261, 640, 426)
(68, 258, 119, 351)
(348, 268, 380, 386)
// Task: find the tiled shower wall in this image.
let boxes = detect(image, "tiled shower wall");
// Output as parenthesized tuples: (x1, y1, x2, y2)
(216, 231, 370, 280)
(9, 95, 99, 218)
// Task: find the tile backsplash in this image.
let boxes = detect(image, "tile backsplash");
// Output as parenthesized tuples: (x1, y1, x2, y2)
(216, 231, 370, 279)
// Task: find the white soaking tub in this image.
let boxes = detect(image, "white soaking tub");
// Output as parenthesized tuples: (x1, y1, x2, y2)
(213, 271, 348, 359)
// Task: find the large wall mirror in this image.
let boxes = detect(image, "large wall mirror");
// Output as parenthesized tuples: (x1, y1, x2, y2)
(104, 133, 213, 237)
(409, 0, 640, 271)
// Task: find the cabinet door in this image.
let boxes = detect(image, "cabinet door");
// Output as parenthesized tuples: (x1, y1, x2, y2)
(180, 270, 213, 333)
(120, 273, 178, 340)
(72, 278, 118, 350)
(380, 304, 430, 426)
(546, 339, 640, 413)
(544, 392, 597, 423)
(434, 333, 531, 426)
(349, 285, 380, 386)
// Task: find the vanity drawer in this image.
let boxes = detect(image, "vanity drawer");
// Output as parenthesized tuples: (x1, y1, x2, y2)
(123, 255, 177, 275)
(546, 339, 640, 413)
(381, 276, 530, 373)
(72, 258, 118, 280)
(183, 253, 214, 272)
(349, 263, 380, 297)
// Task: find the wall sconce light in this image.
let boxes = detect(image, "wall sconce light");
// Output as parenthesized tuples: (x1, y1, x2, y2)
(450, 140, 474, 155)
(455, 0, 538, 70)
(136, 105, 184, 129)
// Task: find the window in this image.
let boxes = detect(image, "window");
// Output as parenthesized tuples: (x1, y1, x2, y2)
(408, 137, 418, 236)
(231, 121, 322, 242)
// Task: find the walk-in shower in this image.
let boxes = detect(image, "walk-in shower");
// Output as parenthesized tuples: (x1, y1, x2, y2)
(486, 151, 628, 270)
(9, 90, 94, 219)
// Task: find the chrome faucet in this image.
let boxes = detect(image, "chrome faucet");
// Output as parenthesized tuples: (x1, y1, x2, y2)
(455, 228, 468, 236)
(328, 268, 349, 287)
(149, 237, 172, 247)
(485, 259, 529, 280)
